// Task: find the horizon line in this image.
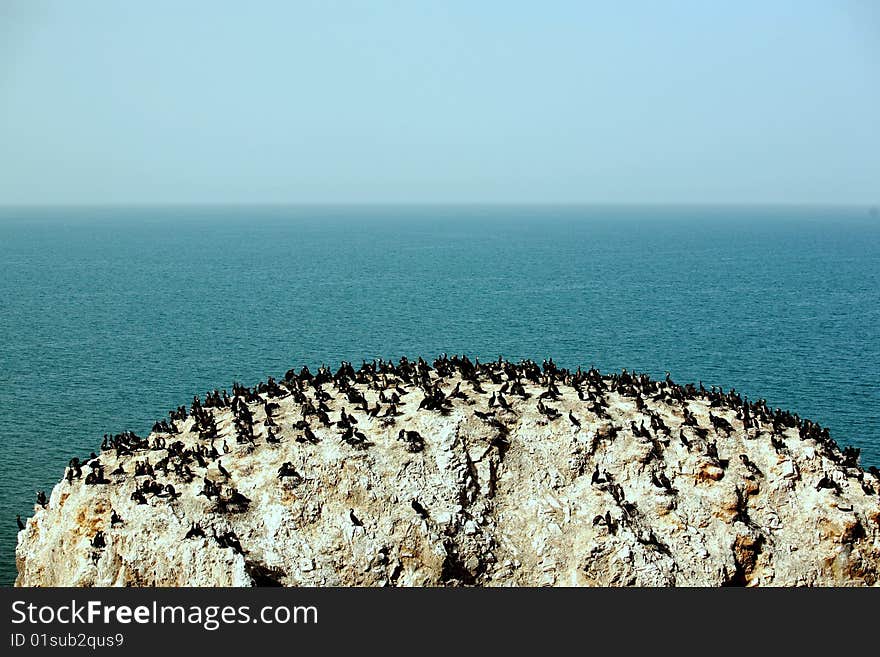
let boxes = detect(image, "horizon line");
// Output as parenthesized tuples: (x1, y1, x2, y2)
(1, 201, 878, 210)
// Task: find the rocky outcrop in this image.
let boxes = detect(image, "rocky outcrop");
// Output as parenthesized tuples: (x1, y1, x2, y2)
(16, 357, 880, 586)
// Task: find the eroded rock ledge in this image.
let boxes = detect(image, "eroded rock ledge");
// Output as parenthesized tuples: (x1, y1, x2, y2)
(16, 356, 880, 586)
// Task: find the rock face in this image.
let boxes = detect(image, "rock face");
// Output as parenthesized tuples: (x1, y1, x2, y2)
(16, 357, 880, 587)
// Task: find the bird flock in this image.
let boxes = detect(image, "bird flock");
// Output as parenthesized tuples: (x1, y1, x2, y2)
(19, 355, 880, 576)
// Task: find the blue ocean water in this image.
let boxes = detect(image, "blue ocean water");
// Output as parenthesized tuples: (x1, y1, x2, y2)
(1, 205, 878, 585)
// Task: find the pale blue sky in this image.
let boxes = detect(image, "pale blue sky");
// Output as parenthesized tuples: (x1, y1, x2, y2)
(1, 0, 878, 205)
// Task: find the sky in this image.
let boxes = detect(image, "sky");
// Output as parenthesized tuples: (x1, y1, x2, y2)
(1, 0, 878, 206)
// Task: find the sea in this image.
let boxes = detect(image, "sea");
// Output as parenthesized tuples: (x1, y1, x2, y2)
(1, 204, 878, 585)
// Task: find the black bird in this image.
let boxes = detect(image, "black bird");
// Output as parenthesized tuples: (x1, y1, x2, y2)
(710, 413, 734, 435)
(651, 471, 673, 492)
(222, 530, 244, 555)
(816, 475, 842, 494)
(217, 460, 231, 479)
(91, 531, 106, 549)
(678, 429, 691, 450)
(349, 508, 364, 527)
(705, 440, 719, 460)
(568, 411, 581, 429)
(277, 462, 301, 480)
(605, 510, 617, 535)
(212, 529, 227, 548)
(16, 515, 25, 531)
(185, 522, 205, 539)
(226, 488, 251, 508)
(110, 510, 124, 526)
(411, 499, 430, 520)
(36, 491, 48, 508)
(739, 454, 763, 477)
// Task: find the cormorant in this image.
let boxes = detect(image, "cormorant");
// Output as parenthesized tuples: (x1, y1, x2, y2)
(185, 522, 205, 539)
(816, 475, 842, 494)
(739, 454, 763, 477)
(91, 531, 106, 549)
(277, 462, 301, 479)
(411, 499, 429, 520)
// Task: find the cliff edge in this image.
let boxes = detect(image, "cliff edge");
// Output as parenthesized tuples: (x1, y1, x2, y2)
(16, 356, 880, 586)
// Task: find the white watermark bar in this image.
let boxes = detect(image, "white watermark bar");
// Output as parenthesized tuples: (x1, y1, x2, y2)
(11, 599, 317, 631)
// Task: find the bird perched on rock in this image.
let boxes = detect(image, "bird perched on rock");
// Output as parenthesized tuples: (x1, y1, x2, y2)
(184, 522, 205, 539)
(91, 531, 106, 549)
(411, 499, 430, 520)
